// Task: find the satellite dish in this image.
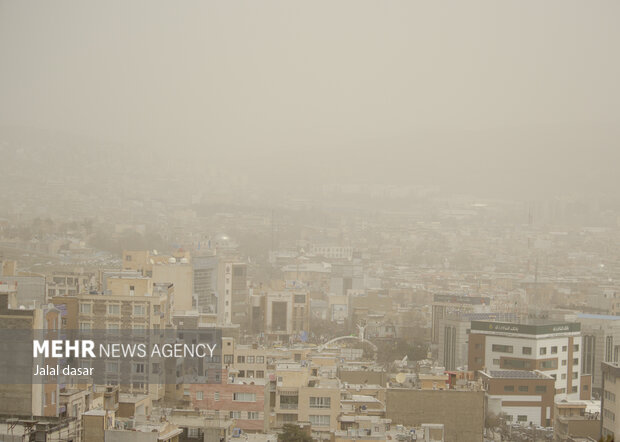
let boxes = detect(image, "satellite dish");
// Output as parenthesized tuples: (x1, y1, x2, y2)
(395, 372, 406, 383)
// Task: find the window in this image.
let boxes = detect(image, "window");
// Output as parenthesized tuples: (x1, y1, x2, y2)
(238, 370, 245, 377)
(573, 358, 579, 366)
(256, 356, 265, 364)
(504, 385, 515, 392)
(571, 386, 578, 393)
(125, 255, 132, 261)
(248, 412, 259, 420)
(79, 322, 91, 331)
(230, 411, 241, 419)
(106, 361, 119, 373)
(309, 415, 330, 426)
(539, 360, 557, 369)
(535, 386, 547, 393)
(562, 360, 567, 366)
(133, 304, 145, 316)
(551, 346, 558, 354)
(224, 355, 233, 364)
(492, 344, 513, 353)
(107, 323, 120, 333)
(79, 303, 91, 314)
(310, 397, 331, 409)
(237, 356, 245, 363)
(518, 386, 528, 392)
(539, 347, 547, 355)
(502, 359, 532, 370)
(561, 374, 567, 380)
(246, 356, 255, 363)
(493, 359, 500, 366)
(562, 346, 567, 352)
(133, 363, 145, 374)
(129, 285, 135, 296)
(517, 415, 528, 422)
(196, 391, 203, 401)
(107, 304, 120, 315)
(573, 344, 579, 352)
(133, 324, 146, 335)
(573, 372, 579, 379)
(214, 392, 220, 401)
(233, 392, 256, 402)
(522, 347, 532, 355)
(188, 428, 199, 438)
(247, 370, 254, 378)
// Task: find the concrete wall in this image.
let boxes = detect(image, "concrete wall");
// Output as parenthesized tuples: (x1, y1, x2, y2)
(386, 389, 484, 442)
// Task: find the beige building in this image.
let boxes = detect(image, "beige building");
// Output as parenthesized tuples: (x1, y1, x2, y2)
(553, 399, 600, 442)
(122, 250, 194, 311)
(74, 276, 175, 400)
(601, 362, 620, 439)
(273, 362, 341, 439)
(263, 290, 310, 341)
(386, 388, 485, 442)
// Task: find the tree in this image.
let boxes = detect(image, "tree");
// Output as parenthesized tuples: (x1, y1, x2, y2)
(277, 424, 312, 442)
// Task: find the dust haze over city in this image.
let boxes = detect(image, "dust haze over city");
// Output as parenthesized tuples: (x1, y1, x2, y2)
(0, 1, 619, 442)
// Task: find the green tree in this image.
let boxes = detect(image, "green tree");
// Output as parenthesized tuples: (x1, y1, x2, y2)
(277, 424, 312, 442)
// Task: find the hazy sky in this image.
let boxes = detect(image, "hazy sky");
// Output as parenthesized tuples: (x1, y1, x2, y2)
(1, 1, 619, 197)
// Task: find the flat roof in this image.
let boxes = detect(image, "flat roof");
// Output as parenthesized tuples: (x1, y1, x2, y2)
(484, 370, 551, 380)
(471, 320, 580, 335)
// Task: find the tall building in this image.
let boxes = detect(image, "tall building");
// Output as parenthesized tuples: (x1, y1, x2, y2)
(601, 362, 620, 439)
(69, 275, 175, 400)
(262, 290, 310, 341)
(431, 294, 491, 345)
(438, 312, 518, 371)
(0, 282, 60, 416)
(578, 313, 620, 396)
(193, 254, 218, 313)
(468, 320, 590, 400)
(217, 261, 248, 327)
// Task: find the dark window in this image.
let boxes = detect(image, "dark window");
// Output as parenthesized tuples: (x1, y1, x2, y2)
(492, 344, 513, 353)
(504, 385, 515, 392)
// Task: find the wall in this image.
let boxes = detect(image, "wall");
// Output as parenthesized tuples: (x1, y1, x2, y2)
(386, 389, 484, 442)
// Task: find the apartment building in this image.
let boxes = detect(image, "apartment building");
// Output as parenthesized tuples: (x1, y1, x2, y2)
(601, 362, 620, 439)
(123, 250, 194, 311)
(0, 284, 57, 416)
(469, 320, 589, 400)
(73, 276, 175, 400)
(221, 337, 269, 380)
(273, 362, 341, 438)
(47, 270, 94, 298)
(189, 369, 270, 432)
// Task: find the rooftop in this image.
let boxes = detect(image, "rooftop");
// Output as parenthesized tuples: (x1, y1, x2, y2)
(485, 370, 551, 380)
